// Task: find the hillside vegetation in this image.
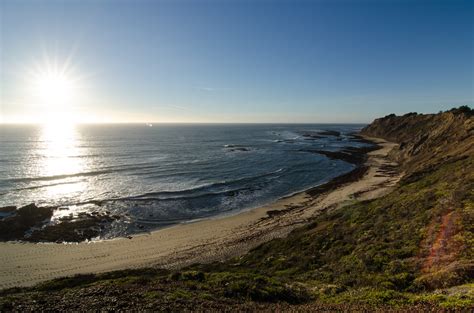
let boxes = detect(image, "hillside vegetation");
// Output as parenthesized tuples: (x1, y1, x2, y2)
(1, 107, 473, 311)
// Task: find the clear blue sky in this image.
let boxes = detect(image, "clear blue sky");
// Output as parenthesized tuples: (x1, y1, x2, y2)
(1, 0, 473, 123)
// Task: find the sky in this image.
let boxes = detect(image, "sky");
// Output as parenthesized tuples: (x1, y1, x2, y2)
(0, 0, 473, 123)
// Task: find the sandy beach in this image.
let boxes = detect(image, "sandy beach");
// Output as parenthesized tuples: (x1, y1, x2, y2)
(0, 136, 400, 290)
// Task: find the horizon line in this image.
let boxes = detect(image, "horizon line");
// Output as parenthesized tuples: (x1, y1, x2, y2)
(0, 121, 370, 125)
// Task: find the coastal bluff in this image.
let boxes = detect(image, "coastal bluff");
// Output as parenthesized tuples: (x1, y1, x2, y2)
(361, 106, 474, 175)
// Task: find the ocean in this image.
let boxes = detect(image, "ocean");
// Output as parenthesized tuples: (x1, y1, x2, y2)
(0, 123, 367, 238)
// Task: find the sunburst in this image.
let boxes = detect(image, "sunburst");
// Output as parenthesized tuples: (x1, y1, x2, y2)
(25, 54, 84, 123)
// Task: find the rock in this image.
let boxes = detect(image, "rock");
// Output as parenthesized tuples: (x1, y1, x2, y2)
(224, 144, 250, 152)
(0, 203, 121, 242)
(0, 203, 54, 241)
(0, 206, 17, 219)
(0, 206, 17, 213)
(229, 147, 250, 152)
(300, 144, 378, 165)
(318, 130, 341, 137)
(300, 131, 323, 140)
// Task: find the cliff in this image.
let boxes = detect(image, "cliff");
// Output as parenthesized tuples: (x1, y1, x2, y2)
(361, 107, 474, 176)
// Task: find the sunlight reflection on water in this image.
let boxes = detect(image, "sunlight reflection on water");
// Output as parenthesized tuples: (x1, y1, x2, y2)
(38, 123, 88, 198)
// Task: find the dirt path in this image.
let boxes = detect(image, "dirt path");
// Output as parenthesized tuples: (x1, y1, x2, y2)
(423, 211, 457, 272)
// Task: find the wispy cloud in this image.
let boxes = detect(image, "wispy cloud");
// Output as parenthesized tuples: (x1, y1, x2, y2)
(165, 104, 188, 110)
(196, 86, 216, 92)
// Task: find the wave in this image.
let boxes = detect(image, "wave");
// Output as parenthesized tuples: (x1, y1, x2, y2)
(10, 180, 86, 192)
(3, 163, 163, 183)
(75, 168, 285, 205)
(116, 186, 254, 202)
(1, 156, 210, 184)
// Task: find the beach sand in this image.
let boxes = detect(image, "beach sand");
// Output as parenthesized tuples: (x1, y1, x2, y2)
(0, 137, 400, 290)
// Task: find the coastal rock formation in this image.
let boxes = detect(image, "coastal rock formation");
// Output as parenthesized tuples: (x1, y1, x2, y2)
(223, 144, 251, 152)
(0, 204, 118, 242)
(317, 130, 341, 137)
(0, 204, 53, 241)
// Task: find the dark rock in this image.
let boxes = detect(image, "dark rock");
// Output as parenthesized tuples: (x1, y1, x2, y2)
(301, 144, 379, 166)
(229, 147, 250, 152)
(0, 206, 17, 213)
(318, 130, 341, 137)
(300, 131, 323, 140)
(224, 144, 250, 152)
(0, 203, 54, 241)
(27, 215, 115, 243)
(0, 203, 123, 242)
(0, 206, 17, 219)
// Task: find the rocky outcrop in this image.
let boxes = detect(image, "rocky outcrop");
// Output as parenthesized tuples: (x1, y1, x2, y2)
(0, 204, 119, 242)
(0, 204, 53, 241)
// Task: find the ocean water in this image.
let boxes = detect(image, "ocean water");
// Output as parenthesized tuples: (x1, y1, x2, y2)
(0, 123, 367, 238)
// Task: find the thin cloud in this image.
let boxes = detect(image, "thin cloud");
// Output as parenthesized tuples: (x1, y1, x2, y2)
(166, 104, 188, 110)
(196, 87, 216, 92)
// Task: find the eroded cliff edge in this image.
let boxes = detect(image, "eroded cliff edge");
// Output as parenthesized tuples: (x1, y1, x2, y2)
(361, 107, 473, 175)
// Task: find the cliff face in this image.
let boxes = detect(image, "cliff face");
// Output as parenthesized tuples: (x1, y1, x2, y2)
(360, 108, 474, 176)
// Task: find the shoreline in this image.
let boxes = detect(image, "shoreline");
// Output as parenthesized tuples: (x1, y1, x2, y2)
(0, 133, 375, 243)
(0, 136, 401, 290)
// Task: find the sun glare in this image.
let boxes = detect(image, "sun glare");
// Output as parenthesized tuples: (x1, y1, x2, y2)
(34, 71, 75, 107)
(26, 56, 83, 124)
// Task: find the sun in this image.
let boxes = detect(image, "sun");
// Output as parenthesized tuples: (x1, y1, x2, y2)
(33, 70, 76, 108)
(30, 66, 78, 110)
(23, 54, 86, 124)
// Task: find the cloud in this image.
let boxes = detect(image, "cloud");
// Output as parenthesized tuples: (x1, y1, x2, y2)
(165, 104, 188, 110)
(196, 86, 216, 92)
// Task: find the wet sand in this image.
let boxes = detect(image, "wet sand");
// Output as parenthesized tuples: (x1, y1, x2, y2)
(0, 136, 400, 290)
